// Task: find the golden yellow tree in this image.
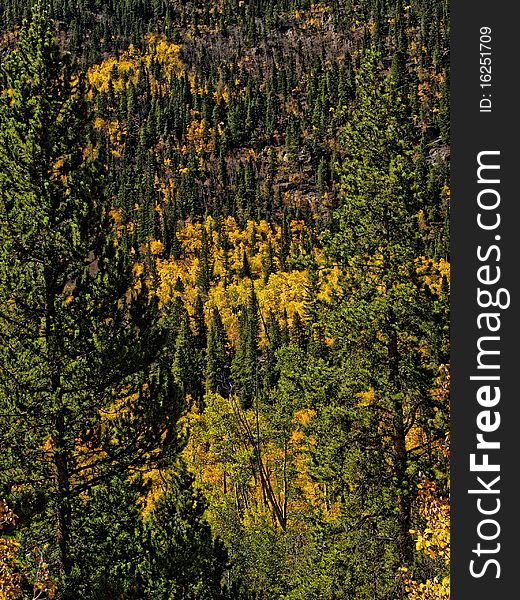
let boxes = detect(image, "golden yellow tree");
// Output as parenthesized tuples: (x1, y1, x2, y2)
(401, 481, 450, 599)
(0, 501, 56, 600)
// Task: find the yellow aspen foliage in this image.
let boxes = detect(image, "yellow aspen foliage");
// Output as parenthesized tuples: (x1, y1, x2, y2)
(176, 218, 204, 255)
(356, 387, 375, 407)
(148, 35, 183, 74)
(183, 390, 331, 543)
(212, 86, 229, 104)
(430, 364, 451, 465)
(418, 81, 430, 104)
(0, 501, 56, 600)
(405, 423, 427, 452)
(185, 119, 211, 154)
(136, 468, 167, 519)
(87, 36, 182, 95)
(415, 257, 450, 296)
(158, 180, 175, 204)
(0, 501, 20, 600)
(412, 483, 450, 562)
(256, 271, 307, 321)
(149, 239, 164, 256)
(92, 117, 126, 152)
(293, 408, 316, 427)
(401, 573, 450, 600)
(155, 259, 185, 308)
(288, 410, 327, 516)
(153, 217, 349, 351)
(72, 436, 108, 493)
(401, 481, 450, 599)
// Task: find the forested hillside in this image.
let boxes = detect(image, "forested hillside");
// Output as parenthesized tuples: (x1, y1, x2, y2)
(0, 1, 450, 598)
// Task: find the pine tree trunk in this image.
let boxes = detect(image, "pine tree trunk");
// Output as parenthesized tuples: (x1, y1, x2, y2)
(388, 308, 413, 566)
(46, 271, 72, 579)
(52, 413, 72, 579)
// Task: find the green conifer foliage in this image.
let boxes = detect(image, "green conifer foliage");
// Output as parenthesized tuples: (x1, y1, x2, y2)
(231, 285, 261, 409)
(0, 3, 177, 591)
(324, 49, 448, 593)
(172, 313, 203, 401)
(141, 465, 229, 599)
(205, 308, 231, 397)
(0, 1, 451, 597)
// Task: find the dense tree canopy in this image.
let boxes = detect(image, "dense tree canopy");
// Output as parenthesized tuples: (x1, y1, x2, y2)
(0, 0, 449, 598)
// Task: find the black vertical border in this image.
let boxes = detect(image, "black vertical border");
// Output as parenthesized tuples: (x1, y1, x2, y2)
(451, 1, 519, 597)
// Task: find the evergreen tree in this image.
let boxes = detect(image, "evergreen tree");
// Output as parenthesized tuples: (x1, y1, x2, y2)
(290, 311, 307, 350)
(0, 4, 177, 594)
(141, 465, 230, 599)
(205, 308, 231, 397)
(193, 290, 208, 352)
(0, 2, 451, 597)
(280, 210, 291, 270)
(231, 285, 261, 408)
(303, 256, 320, 326)
(262, 240, 276, 284)
(196, 224, 212, 293)
(325, 49, 447, 593)
(172, 314, 203, 401)
(239, 249, 252, 279)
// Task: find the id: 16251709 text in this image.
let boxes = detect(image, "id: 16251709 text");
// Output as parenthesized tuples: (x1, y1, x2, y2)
(480, 26, 492, 113)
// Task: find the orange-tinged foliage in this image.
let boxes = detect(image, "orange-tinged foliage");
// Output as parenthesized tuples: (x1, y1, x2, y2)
(183, 391, 334, 547)
(401, 481, 450, 599)
(416, 257, 450, 296)
(185, 119, 212, 154)
(153, 216, 338, 345)
(0, 501, 20, 600)
(293, 408, 316, 427)
(0, 501, 56, 600)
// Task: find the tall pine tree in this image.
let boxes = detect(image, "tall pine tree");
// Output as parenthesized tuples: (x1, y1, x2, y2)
(0, 4, 178, 594)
